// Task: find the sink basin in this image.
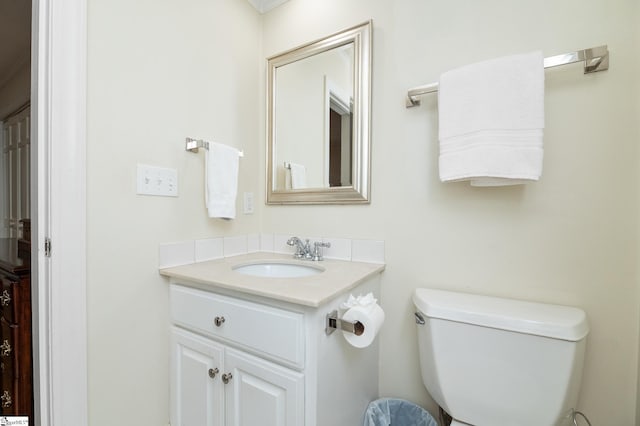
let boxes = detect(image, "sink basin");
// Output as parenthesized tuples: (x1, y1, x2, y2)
(232, 261, 324, 278)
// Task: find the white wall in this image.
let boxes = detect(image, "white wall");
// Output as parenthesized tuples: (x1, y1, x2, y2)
(262, 1, 640, 425)
(86, 0, 261, 424)
(86, 0, 640, 425)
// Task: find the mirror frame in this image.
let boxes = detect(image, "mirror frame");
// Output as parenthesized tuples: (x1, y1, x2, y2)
(266, 21, 372, 204)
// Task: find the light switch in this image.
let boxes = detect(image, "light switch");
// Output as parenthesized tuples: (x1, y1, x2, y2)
(136, 164, 178, 197)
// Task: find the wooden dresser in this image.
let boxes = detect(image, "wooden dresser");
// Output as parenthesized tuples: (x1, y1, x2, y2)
(0, 237, 32, 420)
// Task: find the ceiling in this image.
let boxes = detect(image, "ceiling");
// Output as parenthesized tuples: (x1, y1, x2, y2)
(0, 0, 31, 90)
(246, 0, 289, 14)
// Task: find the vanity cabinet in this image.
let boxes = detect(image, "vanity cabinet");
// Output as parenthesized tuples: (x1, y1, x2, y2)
(166, 259, 382, 426)
(0, 238, 32, 420)
(172, 328, 305, 426)
(170, 286, 305, 426)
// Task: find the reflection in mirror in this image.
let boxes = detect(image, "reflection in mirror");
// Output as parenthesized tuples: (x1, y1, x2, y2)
(326, 67, 353, 188)
(275, 45, 353, 190)
(267, 21, 371, 204)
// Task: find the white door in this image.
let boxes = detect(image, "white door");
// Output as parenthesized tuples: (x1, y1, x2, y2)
(224, 348, 304, 426)
(171, 328, 224, 426)
(32, 0, 88, 424)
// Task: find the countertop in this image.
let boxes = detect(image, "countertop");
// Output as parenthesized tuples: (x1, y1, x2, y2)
(159, 252, 385, 307)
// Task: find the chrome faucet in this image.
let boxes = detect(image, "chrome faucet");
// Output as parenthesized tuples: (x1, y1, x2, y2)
(287, 237, 310, 259)
(286, 237, 331, 261)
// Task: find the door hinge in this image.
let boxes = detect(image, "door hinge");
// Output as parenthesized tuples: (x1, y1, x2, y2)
(45, 238, 51, 257)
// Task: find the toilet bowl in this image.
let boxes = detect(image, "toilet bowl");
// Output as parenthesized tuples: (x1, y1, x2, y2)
(413, 288, 589, 426)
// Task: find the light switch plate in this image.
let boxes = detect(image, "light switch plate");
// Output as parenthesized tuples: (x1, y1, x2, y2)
(136, 164, 178, 197)
(243, 192, 254, 214)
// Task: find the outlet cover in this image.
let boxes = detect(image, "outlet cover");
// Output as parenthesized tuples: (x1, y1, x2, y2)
(243, 192, 254, 214)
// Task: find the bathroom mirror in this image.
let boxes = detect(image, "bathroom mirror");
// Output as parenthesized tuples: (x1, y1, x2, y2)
(266, 21, 372, 204)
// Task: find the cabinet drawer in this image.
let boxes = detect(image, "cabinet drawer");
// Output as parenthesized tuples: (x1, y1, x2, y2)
(0, 320, 16, 380)
(0, 279, 17, 325)
(170, 285, 304, 367)
(0, 351, 16, 414)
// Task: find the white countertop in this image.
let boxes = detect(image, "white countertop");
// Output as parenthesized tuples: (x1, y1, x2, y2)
(159, 252, 385, 307)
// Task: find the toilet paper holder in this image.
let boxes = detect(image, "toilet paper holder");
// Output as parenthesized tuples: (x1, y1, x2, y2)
(325, 310, 365, 336)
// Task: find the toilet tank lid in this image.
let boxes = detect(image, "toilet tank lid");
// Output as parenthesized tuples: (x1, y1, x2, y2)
(413, 288, 589, 341)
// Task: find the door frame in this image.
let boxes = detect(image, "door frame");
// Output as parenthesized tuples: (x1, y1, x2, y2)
(31, 0, 88, 424)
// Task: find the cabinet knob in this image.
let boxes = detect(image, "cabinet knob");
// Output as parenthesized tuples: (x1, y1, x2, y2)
(0, 340, 12, 357)
(1, 390, 12, 408)
(0, 290, 11, 307)
(208, 368, 219, 379)
(222, 373, 233, 384)
(214, 316, 226, 327)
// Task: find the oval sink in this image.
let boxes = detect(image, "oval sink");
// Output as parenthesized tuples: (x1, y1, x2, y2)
(232, 261, 324, 278)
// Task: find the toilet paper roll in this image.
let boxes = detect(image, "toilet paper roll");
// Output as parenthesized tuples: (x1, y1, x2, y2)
(342, 303, 385, 348)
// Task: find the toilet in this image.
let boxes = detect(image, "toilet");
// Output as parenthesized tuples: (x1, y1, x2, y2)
(413, 288, 589, 426)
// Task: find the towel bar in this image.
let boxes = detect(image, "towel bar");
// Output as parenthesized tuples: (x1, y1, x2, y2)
(185, 137, 244, 156)
(406, 45, 609, 108)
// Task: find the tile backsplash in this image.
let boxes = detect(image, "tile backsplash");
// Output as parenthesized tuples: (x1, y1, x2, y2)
(158, 240, 195, 268)
(159, 234, 385, 268)
(194, 238, 223, 263)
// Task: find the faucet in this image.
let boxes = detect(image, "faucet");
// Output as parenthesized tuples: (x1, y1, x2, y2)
(286, 237, 310, 259)
(286, 237, 331, 261)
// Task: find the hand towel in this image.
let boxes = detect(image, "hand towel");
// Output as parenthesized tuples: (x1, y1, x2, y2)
(438, 51, 545, 186)
(205, 142, 241, 219)
(288, 162, 307, 190)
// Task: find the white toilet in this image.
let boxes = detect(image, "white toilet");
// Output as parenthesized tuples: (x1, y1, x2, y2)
(413, 288, 589, 426)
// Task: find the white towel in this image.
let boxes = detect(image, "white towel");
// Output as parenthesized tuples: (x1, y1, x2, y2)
(438, 51, 545, 186)
(288, 162, 307, 189)
(205, 142, 240, 219)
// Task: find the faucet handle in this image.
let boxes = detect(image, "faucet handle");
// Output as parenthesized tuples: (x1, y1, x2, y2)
(301, 239, 313, 259)
(287, 236, 307, 258)
(312, 241, 331, 261)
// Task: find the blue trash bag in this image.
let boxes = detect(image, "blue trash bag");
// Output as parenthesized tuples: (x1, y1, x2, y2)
(363, 398, 439, 426)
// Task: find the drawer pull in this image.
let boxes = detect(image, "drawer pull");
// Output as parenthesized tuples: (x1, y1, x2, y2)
(0, 290, 10, 307)
(0, 340, 11, 357)
(214, 316, 226, 327)
(1, 390, 12, 408)
(222, 373, 233, 384)
(208, 368, 219, 379)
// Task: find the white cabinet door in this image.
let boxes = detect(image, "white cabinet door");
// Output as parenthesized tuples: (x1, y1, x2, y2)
(171, 328, 224, 426)
(224, 348, 304, 426)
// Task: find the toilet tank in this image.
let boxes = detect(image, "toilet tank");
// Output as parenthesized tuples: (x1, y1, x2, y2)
(413, 289, 589, 426)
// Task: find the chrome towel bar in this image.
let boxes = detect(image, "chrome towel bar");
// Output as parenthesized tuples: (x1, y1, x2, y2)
(185, 137, 244, 156)
(406, 45, 609, 108)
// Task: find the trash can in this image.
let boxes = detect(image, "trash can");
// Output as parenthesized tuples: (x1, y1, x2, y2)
(363, 398, 439, 426)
